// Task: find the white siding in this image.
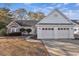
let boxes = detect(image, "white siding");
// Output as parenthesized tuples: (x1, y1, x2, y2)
(37, 9, 72, 24)
(69, 27, 74, 39)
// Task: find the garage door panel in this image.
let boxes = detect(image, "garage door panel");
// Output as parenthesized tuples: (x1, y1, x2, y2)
(39, 30, 54, 39)
(56, 30, 69, 38)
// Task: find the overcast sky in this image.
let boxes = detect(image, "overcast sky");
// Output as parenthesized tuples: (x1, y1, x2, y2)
(0, 3, 79, 20)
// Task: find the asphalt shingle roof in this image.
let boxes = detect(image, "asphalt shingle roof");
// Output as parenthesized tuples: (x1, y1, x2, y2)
(15, 20, 39, 26)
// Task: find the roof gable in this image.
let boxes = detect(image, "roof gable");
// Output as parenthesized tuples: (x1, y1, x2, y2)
(37, 9, 73, 25)
(6, 21, 21, 28)
(7, 20, 39, 27)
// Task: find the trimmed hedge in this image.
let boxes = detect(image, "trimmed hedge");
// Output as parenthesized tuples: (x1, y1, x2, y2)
(7, 32, 21, 36)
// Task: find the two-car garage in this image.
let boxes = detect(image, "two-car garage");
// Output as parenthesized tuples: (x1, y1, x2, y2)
(36, 25, 74, 39)
(36, 9, 74, 39)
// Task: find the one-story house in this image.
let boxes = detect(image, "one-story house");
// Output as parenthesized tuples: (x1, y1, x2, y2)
(6, 9, 75, 39)
(6, 20, 39, 35)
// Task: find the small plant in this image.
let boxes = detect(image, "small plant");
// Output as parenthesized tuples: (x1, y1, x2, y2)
(20, 28, 25, 36)
(26, 28, 32, 35)
(20, 28, 25, 32)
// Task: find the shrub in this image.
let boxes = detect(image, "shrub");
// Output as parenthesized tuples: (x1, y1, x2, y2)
(0, 28, 7, 36)
(20, 28, 26, 36)
(0, 22, 6, 30)
(26, 29, 32, 34)
(7, 32, 21, 36)
(20, 28, 25, 32)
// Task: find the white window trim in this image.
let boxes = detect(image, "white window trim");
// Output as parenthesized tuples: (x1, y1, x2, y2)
(11, 28, 17, 33)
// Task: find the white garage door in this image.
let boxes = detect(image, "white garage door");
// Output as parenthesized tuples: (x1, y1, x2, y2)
(37, 27, 54, 39)
(56, 28, 70, 39)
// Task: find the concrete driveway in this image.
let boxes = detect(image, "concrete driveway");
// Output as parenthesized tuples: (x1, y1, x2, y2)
(42, 39, 79, 56)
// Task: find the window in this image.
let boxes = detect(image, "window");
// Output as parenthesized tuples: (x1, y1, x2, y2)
(61, 28, 63, 30)
(48, 28, 51, 30)
(11, 28, 17, 32)
(67, 28, 69, 30)
(74, 29, 77, 31)
(42, 28, 54, 30)
(45, 28, 47, 30)
(64, 28, 66, 30)
(58, 28, 60, 30)
(42, 28, 44, 30)
(47, 28, 54, 30)
(51, 28, 54, 30)
(58, 28, 69, 30)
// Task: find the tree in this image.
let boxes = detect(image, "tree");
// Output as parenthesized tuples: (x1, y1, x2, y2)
(26, 29, 32, 35)
(0, 22, 6, 30)
(28, 12, 38, 20)
(20, 28, 25, 35)
(0, 28, 6, 36)
(0, 8, 12, 30)
(36, 12, 45, 20)
(0, 8, 10, 12)
(14, 8, 27, 20)
(0, 8, 12, 21)
(28, 11, 45, 20)
(0, 8, 12, 36)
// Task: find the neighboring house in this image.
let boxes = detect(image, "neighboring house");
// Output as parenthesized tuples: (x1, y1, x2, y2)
(36, 9, 74, 39)
(72, 20, 79, 34)
(6, 20, 39, 35)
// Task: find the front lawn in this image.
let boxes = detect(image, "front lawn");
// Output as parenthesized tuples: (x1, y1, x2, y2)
(0, 37, 49, 56)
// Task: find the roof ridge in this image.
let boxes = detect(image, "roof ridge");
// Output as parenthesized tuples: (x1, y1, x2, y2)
(36, 9, 73, 25)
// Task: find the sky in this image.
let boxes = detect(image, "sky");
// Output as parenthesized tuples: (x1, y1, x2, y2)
(0, 3, 79, 20)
